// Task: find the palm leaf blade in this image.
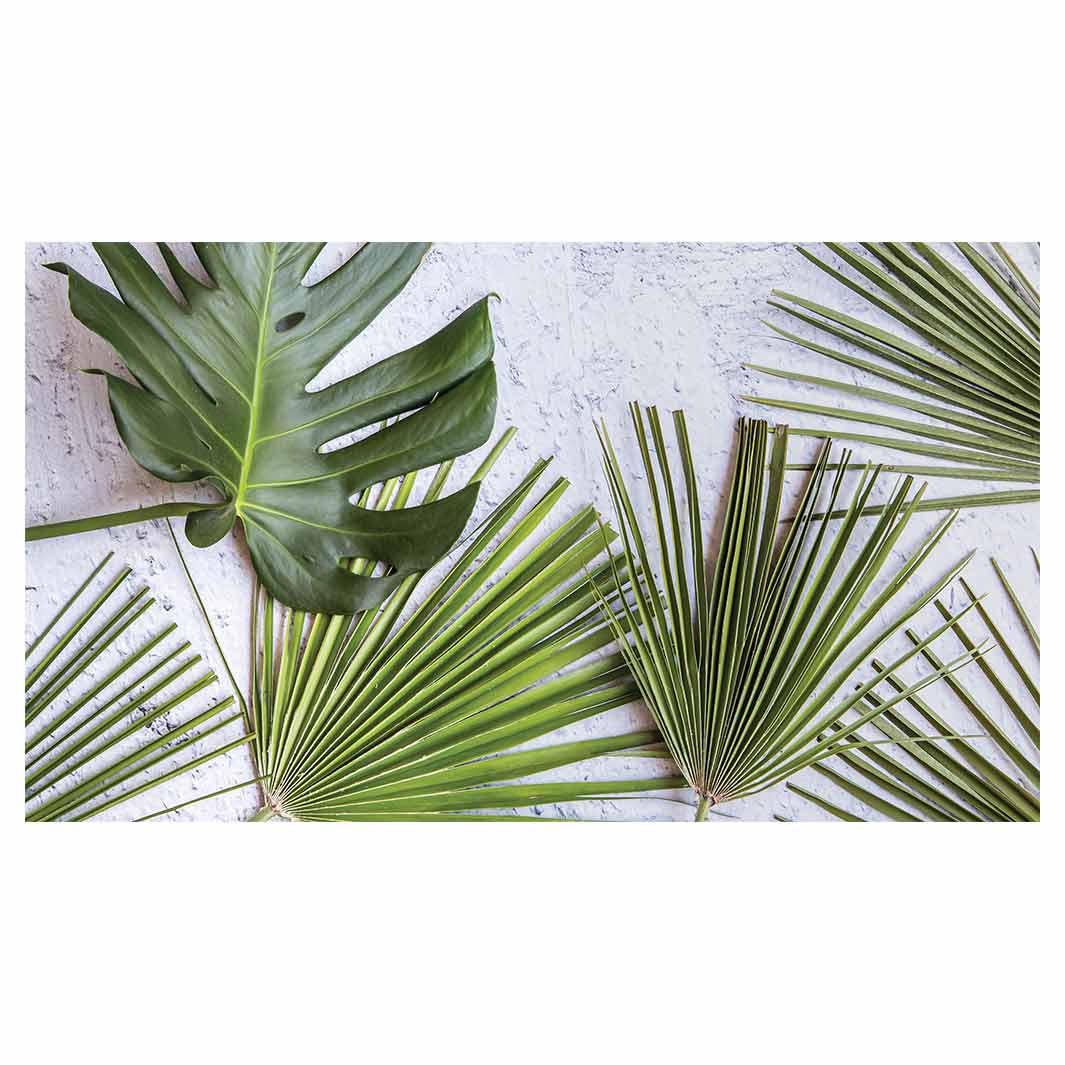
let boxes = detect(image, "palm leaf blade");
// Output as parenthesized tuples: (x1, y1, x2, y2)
(25, 555, 253, 821)
(789, 555, 1039, 821)
(594, 406, 980, 818)
(242, 433, 678, 821)
(748, 243, 1039, 513)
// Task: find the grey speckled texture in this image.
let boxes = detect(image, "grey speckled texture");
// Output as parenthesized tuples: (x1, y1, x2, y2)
(24, 243, 1040, 821)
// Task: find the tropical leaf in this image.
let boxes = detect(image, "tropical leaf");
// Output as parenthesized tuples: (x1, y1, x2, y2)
(25, 553, 252, 821)
(786, 554, 1039, 821)
(743, 242, 1039, 513)
(594, 405, 987, 820)
(181, 429, 683, 821)
(36, 242, 499, 614)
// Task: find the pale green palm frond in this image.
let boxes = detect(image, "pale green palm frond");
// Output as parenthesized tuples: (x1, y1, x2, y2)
(243, 429, 683, 821)
(25, 553, 252, 821)
(743, 242, 1039, 514)
(595, 404, 988, 820)
(787, 554, 1039, 821)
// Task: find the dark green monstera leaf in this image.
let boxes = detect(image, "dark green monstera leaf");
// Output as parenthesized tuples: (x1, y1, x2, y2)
(48, 242, 498, 614)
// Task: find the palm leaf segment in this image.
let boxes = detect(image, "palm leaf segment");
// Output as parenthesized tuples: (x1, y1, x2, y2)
(47, 243, 498, 615)
(248, 431, 683, 820)
(596, 405, 985, 820)
(744, 242, 1039, 513)
(25, 554, 250, 821)
(788, 554, 1039, 821)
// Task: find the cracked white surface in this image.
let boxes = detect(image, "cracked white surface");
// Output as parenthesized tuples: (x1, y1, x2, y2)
(24, 242, 1040, 821)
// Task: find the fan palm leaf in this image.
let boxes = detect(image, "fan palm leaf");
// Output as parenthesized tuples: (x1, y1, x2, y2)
(237, 429, 683, 821)
(743, 242, 1039, 513)
(594, 405, 988, 820)
(786, 555, 1039, 821)
(25, 553, 252, 821)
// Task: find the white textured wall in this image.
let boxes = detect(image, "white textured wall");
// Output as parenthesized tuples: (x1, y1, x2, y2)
(24, 242, 1040, 821)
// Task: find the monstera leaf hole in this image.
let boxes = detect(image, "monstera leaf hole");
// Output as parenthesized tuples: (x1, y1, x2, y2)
(275, 311, 306, 333)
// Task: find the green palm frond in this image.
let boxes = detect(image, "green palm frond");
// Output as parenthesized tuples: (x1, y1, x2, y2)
(595, 404, 987, 820)
(743, 242, 1039, 513)
(25, 553, 252, 821)
(787, 555, 1039, 821)
(243, 429, 683, 821)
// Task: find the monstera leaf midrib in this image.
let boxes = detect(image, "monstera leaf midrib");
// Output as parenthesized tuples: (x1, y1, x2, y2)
(51, 241, 499, 615)
(235, 242, 282, 518)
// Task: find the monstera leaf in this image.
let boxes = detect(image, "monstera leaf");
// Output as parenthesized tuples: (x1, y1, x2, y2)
(46, 242, 498, 614)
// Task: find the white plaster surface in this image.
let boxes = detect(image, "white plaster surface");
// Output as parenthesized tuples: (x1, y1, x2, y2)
(24, 243, 1040, 821)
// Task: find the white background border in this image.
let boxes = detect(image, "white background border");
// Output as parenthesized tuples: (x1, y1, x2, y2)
(5, 2, 1056, 1062)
